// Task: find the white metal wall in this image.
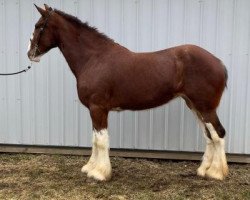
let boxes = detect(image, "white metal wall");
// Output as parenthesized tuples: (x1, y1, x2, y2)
(0, 0, 249, 154)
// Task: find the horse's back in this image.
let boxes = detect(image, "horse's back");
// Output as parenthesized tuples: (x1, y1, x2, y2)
(111, 44, 227, 111)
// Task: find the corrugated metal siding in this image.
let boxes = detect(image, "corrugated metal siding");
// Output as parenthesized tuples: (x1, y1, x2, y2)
(0, 0, 249, 154)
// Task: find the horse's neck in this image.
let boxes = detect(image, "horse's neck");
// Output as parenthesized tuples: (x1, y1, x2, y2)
(57, 23, 112, 77)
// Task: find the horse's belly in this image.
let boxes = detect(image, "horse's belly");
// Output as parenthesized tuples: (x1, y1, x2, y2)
(118, 86, 176, 110)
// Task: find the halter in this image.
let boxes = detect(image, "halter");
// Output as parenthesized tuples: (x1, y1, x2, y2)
(0, 9, 53, 76)
(33, 9, 53, 56)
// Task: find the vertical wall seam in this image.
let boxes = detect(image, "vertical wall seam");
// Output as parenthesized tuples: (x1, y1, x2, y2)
(47, 52, 50, 145)
(77, 0, 81, 146)
(74, 0, 79, 146)
(244, 21, 250, 153)
(179, 0, 187, 150)
(119, 0, 124, 148)
(149, 0, 155, 149)
(91, 0, 94, 23)
(17, 0, 22, 144)
(214, 0, 219, 54)
(3, 0, 8, 143)
(46, 0, 51, 145)
(228, 0, 237, 152)
(61, 0, 65, 146)
(196, 0, 204, 151)
(134, 0, 139, 149)
(105, 0, 109, 35)
(244, 2, 250, 153)
(4, 0, 8, 142)
(165, 0, 171, 150)
(33, 2, 37, 144)
(30, 0, 33, 144)
(48, 55, 51, 145)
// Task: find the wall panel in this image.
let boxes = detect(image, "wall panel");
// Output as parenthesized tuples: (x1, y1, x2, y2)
(0, 0, 249, 154)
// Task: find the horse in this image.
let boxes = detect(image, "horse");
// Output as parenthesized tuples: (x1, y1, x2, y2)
(28, 4, 228, 181)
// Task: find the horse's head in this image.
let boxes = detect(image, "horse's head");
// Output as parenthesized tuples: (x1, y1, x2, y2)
(27, 4, 57, 62)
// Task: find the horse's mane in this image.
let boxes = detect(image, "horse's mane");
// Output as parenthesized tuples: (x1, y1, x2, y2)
(54, 9, 113, 42)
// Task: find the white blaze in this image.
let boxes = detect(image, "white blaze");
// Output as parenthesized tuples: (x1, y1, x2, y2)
(27, 33, 33, 53)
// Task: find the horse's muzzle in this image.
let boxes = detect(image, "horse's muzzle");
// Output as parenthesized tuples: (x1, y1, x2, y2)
(27, 51, 41, 62)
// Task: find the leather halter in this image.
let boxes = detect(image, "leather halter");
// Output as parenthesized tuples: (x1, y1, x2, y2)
(33, 9, 53, 56)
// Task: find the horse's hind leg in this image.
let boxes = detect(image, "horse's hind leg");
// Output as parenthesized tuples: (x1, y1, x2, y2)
(196, 121, 215, 177)
(199, 111, 228, 180)
(182, 97, 215, 178)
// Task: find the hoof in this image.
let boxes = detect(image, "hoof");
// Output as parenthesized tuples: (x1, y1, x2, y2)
(197, 167, 206, 177)
(81, 162, 95, 174)
(197, 160, 213, 178)
(205, 164, 228, 180)
(205, 168, 223, 180)
(87, 165, 112, 181)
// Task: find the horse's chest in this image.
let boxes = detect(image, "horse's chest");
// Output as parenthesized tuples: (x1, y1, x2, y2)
(77, 79, 109, 108)
(76, 82, 92, 107)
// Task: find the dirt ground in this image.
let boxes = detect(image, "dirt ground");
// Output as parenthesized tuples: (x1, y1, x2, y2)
(0, 153, 249, 200)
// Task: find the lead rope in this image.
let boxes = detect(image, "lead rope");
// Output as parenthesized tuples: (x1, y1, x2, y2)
(0, 47, 36, 76)
(0, 64, 32, 76)
(0, 9, 53, 76)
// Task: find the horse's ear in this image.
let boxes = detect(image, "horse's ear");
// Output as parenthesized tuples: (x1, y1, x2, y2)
(34, 4, 46, 17)
(44, 4, 52, 11)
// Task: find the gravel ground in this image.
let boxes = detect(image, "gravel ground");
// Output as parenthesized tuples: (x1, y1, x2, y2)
(0, 153, 249, 200)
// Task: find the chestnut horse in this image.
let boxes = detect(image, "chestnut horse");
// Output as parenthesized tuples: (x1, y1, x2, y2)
(28, 5, 228, 181)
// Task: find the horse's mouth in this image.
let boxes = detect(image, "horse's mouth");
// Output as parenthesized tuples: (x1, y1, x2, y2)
(28, 49, 45, 62)
(29, 54, 43, 62)
(30, 56, 41, 62)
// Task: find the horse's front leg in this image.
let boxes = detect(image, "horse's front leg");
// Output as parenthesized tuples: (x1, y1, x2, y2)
(81, 105, 111, 181)
(81, 132, 98, 173)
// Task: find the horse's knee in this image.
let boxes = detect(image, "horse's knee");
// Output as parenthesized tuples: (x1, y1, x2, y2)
(89, 105, 108, 131)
